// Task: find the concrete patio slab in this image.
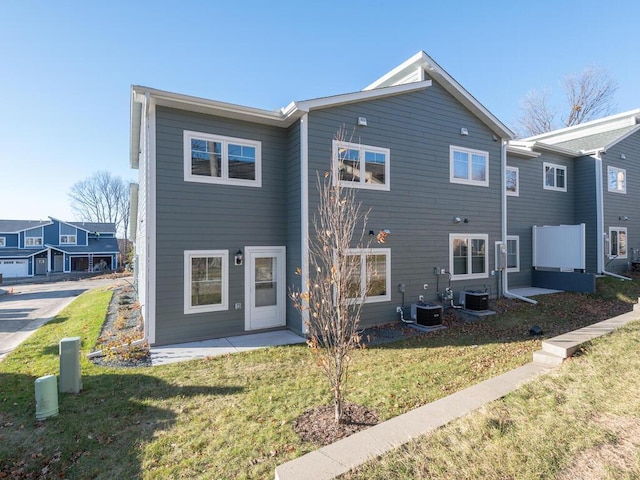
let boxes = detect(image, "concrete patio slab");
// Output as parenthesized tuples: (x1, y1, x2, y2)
(150, 330, 305, 366)
(509, 287, 562, 297)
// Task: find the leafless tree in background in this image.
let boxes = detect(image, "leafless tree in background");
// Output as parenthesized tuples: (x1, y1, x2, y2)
(516, 66, 618, 137)
(68, 171, 130, 239)
(290, 128, 377, 425)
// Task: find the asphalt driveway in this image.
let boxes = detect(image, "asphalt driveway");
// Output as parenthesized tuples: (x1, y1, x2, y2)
(0, 277, 130, 360)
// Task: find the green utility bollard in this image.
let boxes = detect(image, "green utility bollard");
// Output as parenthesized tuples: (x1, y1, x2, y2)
(59, 337, 82, 393)
(35, 375, 59, 420)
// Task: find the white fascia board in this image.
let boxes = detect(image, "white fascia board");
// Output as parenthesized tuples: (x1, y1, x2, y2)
(290, 81, 431, 114)
(523, 109, 640, 145)
(506, 144, 541, 159)
(130, 90, 143, 169)
(364, 51, 514, 139)
(531, 142, 579, 157)
(132, 85, 285, 127)
(129, 183, 139, 243)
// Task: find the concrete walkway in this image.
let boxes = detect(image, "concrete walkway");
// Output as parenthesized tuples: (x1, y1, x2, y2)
(275, 307, 640, 480)
(150, 330, 305, 366)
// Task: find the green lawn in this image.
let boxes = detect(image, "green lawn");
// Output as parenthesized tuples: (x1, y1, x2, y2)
(1, 276, 639, 479)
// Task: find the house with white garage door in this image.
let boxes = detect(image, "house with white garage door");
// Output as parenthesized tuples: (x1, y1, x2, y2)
(0, 218, 120, 279)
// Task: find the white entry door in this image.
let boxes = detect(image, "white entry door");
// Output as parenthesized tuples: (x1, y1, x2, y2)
(245, 246, 286, 331)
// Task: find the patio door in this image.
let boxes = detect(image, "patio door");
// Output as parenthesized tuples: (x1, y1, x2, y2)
(245, 246, 286, 331)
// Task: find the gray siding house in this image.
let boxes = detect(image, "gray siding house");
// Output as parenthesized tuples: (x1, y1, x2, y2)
(507, 109, 640, 285)
(130, 51, 640, 346)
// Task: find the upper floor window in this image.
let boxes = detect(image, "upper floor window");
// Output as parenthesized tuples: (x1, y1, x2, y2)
(607, 166, 626, 194)
(345, 248, 391, 303)
(450, 234, 489, 280)
(184, 131, 261, 187)
(60, 224, 77, 245)
(333, 140, 390, 190)
(60, 235, 77, 245)
(506, 166, 519, 196)
(609, 227, 627, 259)
(0, 237, 5, 247)
(543, 162, 567, 192)
(450, 146, 489, 187)
(25, 227, 43, 247)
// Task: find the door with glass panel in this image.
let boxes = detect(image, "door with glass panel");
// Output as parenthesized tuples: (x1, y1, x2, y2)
(245, 247, 286, 330)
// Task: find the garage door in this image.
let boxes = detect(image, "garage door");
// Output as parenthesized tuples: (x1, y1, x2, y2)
(0, 259, 29, 278)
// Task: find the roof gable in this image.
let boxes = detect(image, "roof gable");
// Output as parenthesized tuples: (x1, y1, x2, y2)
(364, 51, 514, 139)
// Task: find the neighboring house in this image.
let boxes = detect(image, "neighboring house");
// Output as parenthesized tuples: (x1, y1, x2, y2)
(130, 50, 640, 346)
(0, 217, 119, 278)
(507, 109, 640, 287)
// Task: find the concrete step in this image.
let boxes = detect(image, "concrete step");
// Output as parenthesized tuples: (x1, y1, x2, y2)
(533, 349, 564, 366)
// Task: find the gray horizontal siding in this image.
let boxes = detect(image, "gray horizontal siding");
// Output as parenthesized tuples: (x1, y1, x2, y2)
(154, 106, 289, 345)
(286, 122, 302, 332)
(507, 152, 577, 287)
(602, 132, 640, 273)
(573, 156, 598, 274)
(307, 82, 503, 328)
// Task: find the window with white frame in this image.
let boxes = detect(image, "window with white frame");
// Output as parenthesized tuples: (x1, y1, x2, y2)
(345, 248, 391, 303)
(333, 140, 390, 190)
(450, 146, 489, 187)
(59, 224, 77, 245)
(25, 228, 43, 247)
(450, 234, 489, 279)
(0, 237, 5, 247)
(543, 162, 567, 191)
(184, 131, 261, 187)
(607, 166, 626, 194)
(495, 236, 519, 272)
(609, 227, 627, 259)
(506, 166, 519, 196)
(184, 250, 229, 314)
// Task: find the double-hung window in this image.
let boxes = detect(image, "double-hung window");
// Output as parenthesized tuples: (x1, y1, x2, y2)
(450, 234, 489, 280)
(607, 166, 626, 194)
(0, 237, 5, 247)
(184, 250, 229, 314)
(345, 248, 391, 303)
(60, 224, 77, 245)
(450, 146, 489, 187)
(543, 162, 567, 191)
(184, 131, 261, 187)
(609, 227, 627, 259)
(333, 140, 390, 190)
(506, 166, 519, 196)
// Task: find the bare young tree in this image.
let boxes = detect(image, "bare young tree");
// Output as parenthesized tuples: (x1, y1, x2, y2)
(515, 66, 618, 137)
(68, 171, 130, 237)
(291, 130, 376, 425)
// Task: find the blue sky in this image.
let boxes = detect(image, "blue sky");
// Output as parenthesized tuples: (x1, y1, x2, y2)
(1, 0, 639, 222)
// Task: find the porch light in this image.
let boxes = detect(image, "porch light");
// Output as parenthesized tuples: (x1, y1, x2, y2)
(234, 249, 243, 266)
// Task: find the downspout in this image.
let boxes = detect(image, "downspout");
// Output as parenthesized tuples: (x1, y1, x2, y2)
(501, 139, 537, 304)
(595, 151, 632, 280)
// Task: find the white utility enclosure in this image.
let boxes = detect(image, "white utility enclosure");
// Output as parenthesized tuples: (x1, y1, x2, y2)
(532, 224, 586, 271)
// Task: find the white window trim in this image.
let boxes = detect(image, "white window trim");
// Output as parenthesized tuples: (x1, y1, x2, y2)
(450, 146, 489, 187)
(184, 131, 262, 187)
(345, 248, 391, 303)
(0, 237, 5, 247)
(495, 236, 519, 273)
(59, 235, 77, 245)
(506, 166, 519, 197)
(25, 236, 43, 247)
(450, 233, 489, 280)
(184, 250, 229, 314)
(607, 166, 627, 194)
(332, 140, 390, 191)
(543, 162, 567, 192)
(608, 227, 627, 259)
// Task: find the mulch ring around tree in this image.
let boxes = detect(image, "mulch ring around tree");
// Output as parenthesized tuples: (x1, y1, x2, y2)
(293, 403, 380, 445)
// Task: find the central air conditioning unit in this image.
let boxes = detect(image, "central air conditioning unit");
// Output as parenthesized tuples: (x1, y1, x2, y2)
(411, 303, 443, 326)
(460, 291, 489, 311)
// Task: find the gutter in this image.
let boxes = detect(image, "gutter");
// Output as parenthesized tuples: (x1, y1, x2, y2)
(501, 139, 537, 305)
